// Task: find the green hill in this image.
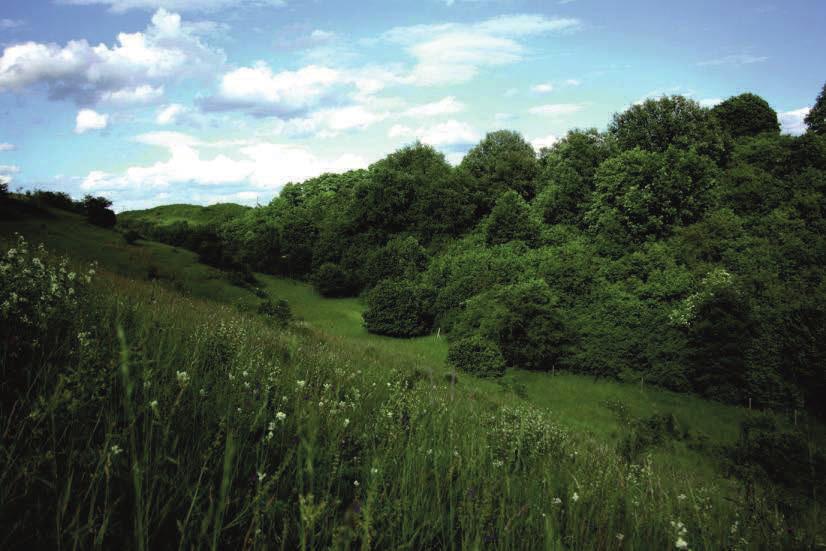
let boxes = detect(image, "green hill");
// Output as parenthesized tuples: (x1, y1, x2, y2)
(2, 197, 823, 549)
(119, 202, 250, 227)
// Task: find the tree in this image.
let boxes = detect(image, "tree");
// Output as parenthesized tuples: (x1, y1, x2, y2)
(460, 130, 539, 212)
(0, 177, 8, 198)
(311, 262, 354, 297)
(485, 191, 542, 246)
(712, 93, 780, 138)
(447, 336, 506, 378)
(805, 81, 826, 135)
(587, 147, 718, 243)
(364, 236, 428, 288)
(363, 279, 433, 337)
(83, 195, 116, 228)
(609, 95, 725, 160)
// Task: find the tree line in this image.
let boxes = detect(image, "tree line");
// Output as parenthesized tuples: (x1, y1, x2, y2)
(119, 83, 826, 418)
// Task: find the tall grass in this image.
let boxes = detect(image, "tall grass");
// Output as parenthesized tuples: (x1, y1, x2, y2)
(1, 237, 821, 549)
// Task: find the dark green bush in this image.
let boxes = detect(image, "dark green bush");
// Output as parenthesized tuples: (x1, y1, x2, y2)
(363, 279, 433, 337)
(123, 229, 141, 245)
(311, 262, 353, 297)
(258, 298, 292, 326)
(447, 335, 506, 378)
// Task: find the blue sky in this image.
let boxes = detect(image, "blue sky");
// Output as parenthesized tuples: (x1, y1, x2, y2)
(1, 0, 824, 210)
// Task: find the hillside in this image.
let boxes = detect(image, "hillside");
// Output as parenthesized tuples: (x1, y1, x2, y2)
(118, 202, 251, 228)
(2, 197, 824, 549)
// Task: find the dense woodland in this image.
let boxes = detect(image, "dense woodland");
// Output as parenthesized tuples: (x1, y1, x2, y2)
(121, 85, 826, 420)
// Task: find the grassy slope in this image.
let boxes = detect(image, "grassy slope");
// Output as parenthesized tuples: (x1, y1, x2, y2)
(0, 204, 771, 482)
(118, 202, 250, 227)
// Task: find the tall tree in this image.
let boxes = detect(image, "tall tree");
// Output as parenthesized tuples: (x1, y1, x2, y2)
(712, 93, 780, 138)
(805, 81, 826, 135)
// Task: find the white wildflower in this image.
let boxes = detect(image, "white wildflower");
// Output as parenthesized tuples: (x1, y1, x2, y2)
(675, 537, 688, 549)
(276, 411, 287, 422)
(572, 492, 579, 503)
(176, 370, 190, 386)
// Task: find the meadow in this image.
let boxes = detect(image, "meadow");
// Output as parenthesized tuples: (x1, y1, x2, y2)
(2, 202, 823, 549)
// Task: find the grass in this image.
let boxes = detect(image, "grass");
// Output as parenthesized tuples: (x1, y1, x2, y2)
(2, 201, 823, 549)
(118, 202, 250, 227)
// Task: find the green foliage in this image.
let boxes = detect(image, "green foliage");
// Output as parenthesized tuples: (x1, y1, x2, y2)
(257, 297, 292, 325)
(588, 147, 718, 243)
(311, 262, 353, 297)
(454, 279, 566, 371)
(363, 235, 428, 288)
(83, 194, 116, 228)
(711, 93, 780, 138)
(609, 95, 725, 160)
(485, 190, 541, 246)
(363, 279, 433, 337)
(460, 130, 539, 210)
(122, 228, 141, 245)
(447, 335, 506, 378)
(805, 81, 826, 134)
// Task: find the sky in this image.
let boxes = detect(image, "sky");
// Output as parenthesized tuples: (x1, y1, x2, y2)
(0, 0, 824, 211)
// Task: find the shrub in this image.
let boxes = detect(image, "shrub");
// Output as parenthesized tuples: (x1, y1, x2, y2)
(311, 262, 353, 297)
(363, 279, 433, 337)
(83, 195, 116, 228)
(447, 336, 506, 378)
(258, 298, 292, 326)
(123, 229, 141, 245)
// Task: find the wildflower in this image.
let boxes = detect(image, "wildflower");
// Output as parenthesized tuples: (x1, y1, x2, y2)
(199, 388, 206, 397)
(353, 480, 359, 487)
(343, 418, 350, 427)
(110, 444, 123, 456)
(371, 467, 378, 475)
(675, 537, 688, 549)
(276, 411, 287, 422)
(176, 370, 190, 386)
(616, 533, 624, 542)
(677, 493, 687, 501)
(572, 492, 579, 503)
(296, 380, 306, 389)
(257, 471, 267, 483)
(149, 399, 159, 411)
(552, 497, 562, 505)
(492, 459, 504, 468)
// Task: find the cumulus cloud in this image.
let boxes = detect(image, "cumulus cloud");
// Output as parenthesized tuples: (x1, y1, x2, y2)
(529, 103, 583, 116)
(75, 109, 109, 133)
(0, 143, 15, 152)
(56, 0, 285, 13)
(531, 134, 559, 152)
(80, 131, 368, 194)
(0, 9, 224, 105)
(101, 84, 165, 104)
(388, 119, 479, 150)
(383, 14, 580, 86)
(779, 107, 810, 136)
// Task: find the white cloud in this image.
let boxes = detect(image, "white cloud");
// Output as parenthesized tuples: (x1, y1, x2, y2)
(697, 54, 768, 67)
(156, 103, 187, 125)
(310, 29, 336, 42)
(529, 103, 583, 116)
(403, 96, 465, 117)
(564, 78, 580, 86)
(0, 143, 15, 152)
(101, 84, 164, 104)
(531, 83, 554, 93)
(383, 15, 580, 86)
(531, 134, 559, 151)
(80, 131, 368, 194)
(0, 9, 224, 105)
(56, 0, 285, 13)
(388, 119, 479, 150)
(75, 109, 109, 133)
(0, 165, 20, 174)
(779, 107, 810, 136)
